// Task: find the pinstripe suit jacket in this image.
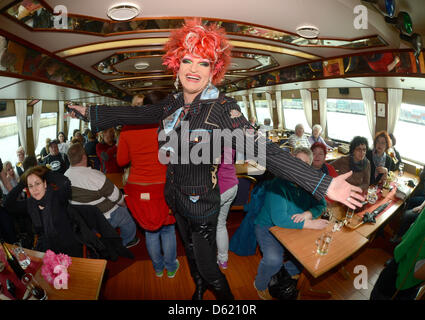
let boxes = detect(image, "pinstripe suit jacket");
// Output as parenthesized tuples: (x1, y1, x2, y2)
(88, 89, 332, 222)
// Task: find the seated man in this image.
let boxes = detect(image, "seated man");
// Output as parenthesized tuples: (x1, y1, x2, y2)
(253, 147, 329, 300)
(288, 123, 310, 149)
(64, 143, 139, 248)
(42, 139, 70, 174)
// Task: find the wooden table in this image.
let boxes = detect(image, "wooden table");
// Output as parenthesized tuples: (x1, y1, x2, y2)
(1, 245, 107, 300)
(325, 150, 345, 162)
(234, 162, 265, 176)
(269, 225, 369, 299)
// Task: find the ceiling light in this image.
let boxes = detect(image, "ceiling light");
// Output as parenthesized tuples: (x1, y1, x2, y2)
(295, 26, 320, 39)
(107, 3, 140, 21)
(134, 61, 150, 70)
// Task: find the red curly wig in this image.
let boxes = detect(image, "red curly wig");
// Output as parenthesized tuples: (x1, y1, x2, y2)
(162, 18, 232, 85)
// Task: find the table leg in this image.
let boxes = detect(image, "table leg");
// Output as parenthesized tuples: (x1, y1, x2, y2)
(297, 270, 332, 299)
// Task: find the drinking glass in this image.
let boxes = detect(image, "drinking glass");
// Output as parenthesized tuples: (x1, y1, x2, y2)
(13, 242, 31, 270)
(21, 273, 47, 300)
(316, 232, 332, 255)
(367, 186, 378, 204)
(398, 163, 404, 177)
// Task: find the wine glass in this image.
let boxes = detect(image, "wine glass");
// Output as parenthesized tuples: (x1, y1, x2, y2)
(398, 162, 404, 177)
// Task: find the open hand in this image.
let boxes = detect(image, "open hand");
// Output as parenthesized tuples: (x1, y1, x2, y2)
(326, 171, 365, 209)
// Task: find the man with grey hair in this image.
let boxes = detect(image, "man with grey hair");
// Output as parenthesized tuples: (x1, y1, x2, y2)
(288, 123, 310, 149)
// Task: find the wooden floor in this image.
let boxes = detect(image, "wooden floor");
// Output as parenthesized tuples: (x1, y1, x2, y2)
(99, 210, 395, 300)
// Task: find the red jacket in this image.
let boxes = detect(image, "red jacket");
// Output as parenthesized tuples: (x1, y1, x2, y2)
(96, 142, 123, 174)
(116, 124, 166, 183)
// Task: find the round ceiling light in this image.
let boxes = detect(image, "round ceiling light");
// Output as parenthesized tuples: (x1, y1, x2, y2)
(295, 25, 320, 39)
(107, 3, 140, 21)
(134, 61, 150, 70)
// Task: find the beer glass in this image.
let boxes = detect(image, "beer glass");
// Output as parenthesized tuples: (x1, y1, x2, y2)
(316, 232, 332, 255)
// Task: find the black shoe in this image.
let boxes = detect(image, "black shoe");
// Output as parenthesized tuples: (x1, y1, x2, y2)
(209, 278, 234, 300)
(125, 237, 140, 248)
(192, 276, 208, 300)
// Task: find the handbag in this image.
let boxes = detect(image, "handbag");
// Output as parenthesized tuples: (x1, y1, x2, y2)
(395, 182, 411, 200)
(267, 266, 299, 300)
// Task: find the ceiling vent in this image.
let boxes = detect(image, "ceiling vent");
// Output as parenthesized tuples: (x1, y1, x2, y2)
(134, 61, 150, 70)
(107, 3, 140, 21)
(295, 25, 320, 39)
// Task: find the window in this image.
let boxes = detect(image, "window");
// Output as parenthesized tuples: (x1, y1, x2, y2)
(0, 116, 19, 165)
(393, 103, 425, 164)
(35, 113, 57, 156)
(67, 117, 81, 141)
(281, 99, 310, 133)
(237, 101, 248, 119)
(326, 99, 372, 145)
(254, 99, 273, 125)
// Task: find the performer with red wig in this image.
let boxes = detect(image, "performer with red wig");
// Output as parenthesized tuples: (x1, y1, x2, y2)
(68, 18, 364, 300)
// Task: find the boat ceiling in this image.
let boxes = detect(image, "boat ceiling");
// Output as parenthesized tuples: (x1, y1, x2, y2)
(0, 0, 424, 102)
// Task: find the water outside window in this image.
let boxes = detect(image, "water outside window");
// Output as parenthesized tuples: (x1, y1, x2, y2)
(393, 103, 425, 164)
(254, 100, 273, 126)
(282, 99, 310, 133)
(326, 99, 372, 145)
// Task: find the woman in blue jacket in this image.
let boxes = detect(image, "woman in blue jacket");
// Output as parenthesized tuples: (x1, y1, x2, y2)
(254, 147, 329, 300)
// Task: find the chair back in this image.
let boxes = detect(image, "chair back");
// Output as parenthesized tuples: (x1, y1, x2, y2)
(88, 155, 100, 170)
(230, 175, 257, 211)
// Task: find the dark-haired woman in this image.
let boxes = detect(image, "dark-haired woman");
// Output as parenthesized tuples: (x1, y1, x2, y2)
(331, 136, 371, 193)
(366, 131, 396, 186)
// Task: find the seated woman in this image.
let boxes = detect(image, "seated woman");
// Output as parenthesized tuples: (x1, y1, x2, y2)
(311, 142, 338, 177)
(24, 166, 83, 257)
(288, 123, 310, 149)
(308, 124, 332, 149)
(253, 147, 329, 300)
(370, 207, 425, 300)
(13, 166, 132, 259)
(331, 136, 371, 193)
(366, 131, 396, 186)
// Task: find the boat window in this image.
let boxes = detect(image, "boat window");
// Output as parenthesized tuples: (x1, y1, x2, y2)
(282, 99, 310, 133)
(0, 116, 19, 165)
(35, 113, 57, 156)
(393, 103, 425, 164)
(326, 99, 372, 145)
(254, 99, 273, 126)
(67, 117, 81, 141)
(237, 101, 248, 119)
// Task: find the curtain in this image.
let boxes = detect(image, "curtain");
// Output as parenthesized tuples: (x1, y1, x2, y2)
(58, 101, 64, 133)
(265, 92, 274, 125)
(275, 90, 284, 129)
(248, 93, 257, 120)
(242, 95, 249, 119)
(360, 88, 376, 138)
(32, 100, 42, 151)
(318, 88, 328, 135)
(387, 88, 403, 134)
(300, 89, 312, 130)
(14, 100, 27, 150)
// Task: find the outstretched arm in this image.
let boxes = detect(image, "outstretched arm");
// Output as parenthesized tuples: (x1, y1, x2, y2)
(218, 98, 364, 209)
(67, 103, 165, 133)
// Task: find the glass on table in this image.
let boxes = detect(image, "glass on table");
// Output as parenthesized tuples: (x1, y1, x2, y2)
(12, 242, 31, 270)
(316, 232, 333, 256)
(398, 162, 404, 177)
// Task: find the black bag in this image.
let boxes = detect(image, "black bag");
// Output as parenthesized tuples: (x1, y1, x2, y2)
(268, 266, 299, 300)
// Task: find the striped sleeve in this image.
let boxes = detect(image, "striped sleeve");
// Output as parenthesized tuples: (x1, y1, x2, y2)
(217, 99, 332, 200)
(100, 177, 123, 205)
(88, 104, 164, 133)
